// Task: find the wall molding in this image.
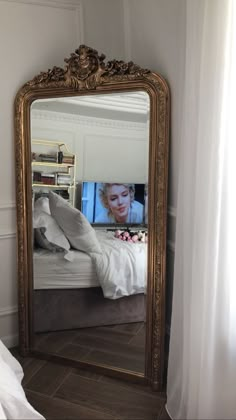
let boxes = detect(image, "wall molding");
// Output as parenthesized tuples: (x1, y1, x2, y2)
(0, 204, 16, 240)
(3, 0, 82, 10)
(3, 0, 84, 52)
(0, 203, 16, 210)
(0, 306, 18, 318)
(3, 0, 84, 51)
(0, 232, 16, 240)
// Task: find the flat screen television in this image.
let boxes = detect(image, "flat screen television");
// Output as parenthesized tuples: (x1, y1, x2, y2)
(82, 182, 147, 226)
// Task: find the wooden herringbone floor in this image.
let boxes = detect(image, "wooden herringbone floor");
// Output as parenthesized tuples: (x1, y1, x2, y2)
(11, 322, 170, 419)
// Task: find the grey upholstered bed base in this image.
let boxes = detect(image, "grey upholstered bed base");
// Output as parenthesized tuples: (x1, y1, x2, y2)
(33, 287, 146, 333)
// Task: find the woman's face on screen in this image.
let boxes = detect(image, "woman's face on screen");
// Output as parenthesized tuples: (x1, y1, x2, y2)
(107, 184, 131, 222)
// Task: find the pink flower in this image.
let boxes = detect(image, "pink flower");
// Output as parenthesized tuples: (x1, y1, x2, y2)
(124, 231, 130, 238)
(132, 235, 138, 242)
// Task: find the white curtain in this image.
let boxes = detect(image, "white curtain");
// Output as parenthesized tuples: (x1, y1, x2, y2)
(166, 0, 236, 419)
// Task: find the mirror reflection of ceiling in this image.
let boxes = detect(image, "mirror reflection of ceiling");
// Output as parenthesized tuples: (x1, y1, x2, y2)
(31, 92, 150, 123)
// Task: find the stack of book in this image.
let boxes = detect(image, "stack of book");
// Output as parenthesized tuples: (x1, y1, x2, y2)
(56, 173, 71, 185)
(62, 154, 74, 165)
(41, 173, 56, 185)
(33, 172, 42, 183)
(39, 153, 57, 163)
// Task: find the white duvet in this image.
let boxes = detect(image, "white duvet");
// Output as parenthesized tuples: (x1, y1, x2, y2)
(90, 231, 147, 299)
(0, 340, 44, 420)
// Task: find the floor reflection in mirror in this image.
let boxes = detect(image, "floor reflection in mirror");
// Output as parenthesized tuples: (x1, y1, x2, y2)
(34, 322, 146, 374)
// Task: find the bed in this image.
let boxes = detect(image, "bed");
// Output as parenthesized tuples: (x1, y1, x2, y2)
(33, 193, 147, 333)
(33, 246, 147, 333)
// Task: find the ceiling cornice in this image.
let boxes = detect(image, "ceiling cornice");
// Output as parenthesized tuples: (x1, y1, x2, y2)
(31, 109, 148, 132)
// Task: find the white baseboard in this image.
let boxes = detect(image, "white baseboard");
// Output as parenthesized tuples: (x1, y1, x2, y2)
(1, 334, 19, 349)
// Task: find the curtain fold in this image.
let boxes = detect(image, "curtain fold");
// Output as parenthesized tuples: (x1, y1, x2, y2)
(166, 1, 236, 418)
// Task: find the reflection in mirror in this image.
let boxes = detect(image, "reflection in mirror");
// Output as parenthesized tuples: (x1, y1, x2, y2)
(31, 92, 150, 374)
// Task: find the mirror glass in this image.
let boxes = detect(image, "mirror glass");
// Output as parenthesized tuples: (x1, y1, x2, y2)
(31, 91, 150, 375)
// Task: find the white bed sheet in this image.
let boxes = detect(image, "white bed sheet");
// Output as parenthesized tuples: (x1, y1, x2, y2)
(33, 248, 99, 290)
(91, 231, 147, 299)
(0, 340, 44, 419)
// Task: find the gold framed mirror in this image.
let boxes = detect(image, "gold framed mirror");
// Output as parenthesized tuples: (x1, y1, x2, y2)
(14, 45, 169, 390)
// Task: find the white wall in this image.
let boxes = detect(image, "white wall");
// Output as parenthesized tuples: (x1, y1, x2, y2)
(31, 110, 149, 184)
(0, 0, 82, 346)
(82, 0, 125, 60)
(0, 0, 186, 344)
(82, 0, 186, 239)
(123, 0, 186, 210)
(82, 0, 186, 332)
(122, 0, 186, 334)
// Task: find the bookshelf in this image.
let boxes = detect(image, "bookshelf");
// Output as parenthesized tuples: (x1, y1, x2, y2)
(32, 140, 76, 205)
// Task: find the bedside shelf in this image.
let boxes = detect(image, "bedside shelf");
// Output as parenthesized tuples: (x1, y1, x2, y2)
(32, 139, 76, 205)
(32, 184, 75, 188)
(32, 162, 75, 168)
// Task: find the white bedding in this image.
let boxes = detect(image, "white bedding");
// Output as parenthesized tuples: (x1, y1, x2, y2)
(90, 231, 147, 299)
(33, 248, 99, 289)
(0, 340, 44, 419)
(33, 230, 147, 299)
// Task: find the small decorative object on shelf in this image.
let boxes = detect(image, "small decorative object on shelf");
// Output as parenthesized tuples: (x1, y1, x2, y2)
(31, 139, 76, 205)
(58, 151, 63, 164)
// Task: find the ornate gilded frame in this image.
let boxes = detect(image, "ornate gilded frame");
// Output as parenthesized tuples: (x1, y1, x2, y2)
(14, 45, 170, 390)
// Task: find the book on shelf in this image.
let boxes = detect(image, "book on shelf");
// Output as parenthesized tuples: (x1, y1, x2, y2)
(62, 153, 74, 165)
(40, 173, 56, 185)
(56, 173, 71, 185)
(39, 153, 57, 163)
(33, 171, 41, 182)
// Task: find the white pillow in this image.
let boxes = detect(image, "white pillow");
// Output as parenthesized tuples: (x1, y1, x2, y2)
(49, 191, 102, 254)
(33, 209, 72, 260)
(34, 197, 50, 215)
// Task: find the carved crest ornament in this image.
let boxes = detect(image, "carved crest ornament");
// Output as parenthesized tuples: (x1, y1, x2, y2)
(15, 45, 170, 391)
(26, 45, 150, 90)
